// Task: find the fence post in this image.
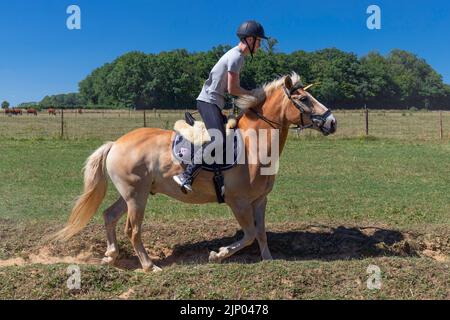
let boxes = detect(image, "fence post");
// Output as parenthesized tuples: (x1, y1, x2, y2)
(439, 111, 443, 140)
(60, 108, 64, 138)
(143, 109, 147, 127)
(364, 105, 369, 136)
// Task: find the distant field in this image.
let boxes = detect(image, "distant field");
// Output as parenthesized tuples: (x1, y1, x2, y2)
(0, 131, 449, 299)
(1, 109, 450, 141)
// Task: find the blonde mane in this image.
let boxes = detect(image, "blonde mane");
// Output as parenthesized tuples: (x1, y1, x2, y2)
(235, 72, 302, 110)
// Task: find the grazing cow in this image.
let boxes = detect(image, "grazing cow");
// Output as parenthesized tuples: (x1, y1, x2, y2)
(48, 108, 57, 116)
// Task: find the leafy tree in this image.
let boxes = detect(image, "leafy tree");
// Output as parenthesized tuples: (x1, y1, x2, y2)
(1, 101, 10, 109)
(39, 93, 84, 109)
(73, 46, 450, 110)
(308, 48, 361, 108)
(105, 51, 154, 108)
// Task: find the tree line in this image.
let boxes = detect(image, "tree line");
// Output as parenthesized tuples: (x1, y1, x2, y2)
(6, 44, 450, 110)
(78, 45, 450, 110)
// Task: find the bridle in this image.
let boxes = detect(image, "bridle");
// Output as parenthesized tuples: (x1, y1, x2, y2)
(249, 82, 333, 133)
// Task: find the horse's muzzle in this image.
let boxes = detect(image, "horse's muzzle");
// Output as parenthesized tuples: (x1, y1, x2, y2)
(320, 114, 337, 135)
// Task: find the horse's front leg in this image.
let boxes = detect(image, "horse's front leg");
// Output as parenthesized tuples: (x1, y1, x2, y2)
(253, 195, 272, 260)
(209, 202, 256, 263)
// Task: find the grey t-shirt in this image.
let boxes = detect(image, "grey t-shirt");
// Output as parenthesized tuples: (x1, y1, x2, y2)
(197, 45, 245, 109)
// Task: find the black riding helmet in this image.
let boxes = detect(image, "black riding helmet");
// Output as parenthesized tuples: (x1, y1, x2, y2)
(236, 20, 268, 40)
(236, 20, 268, 59)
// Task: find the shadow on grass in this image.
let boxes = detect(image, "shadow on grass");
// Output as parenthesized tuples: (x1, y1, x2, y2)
(156, 226, 411, 267)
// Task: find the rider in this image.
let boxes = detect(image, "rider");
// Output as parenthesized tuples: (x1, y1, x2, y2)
(173, 20, 268, 192)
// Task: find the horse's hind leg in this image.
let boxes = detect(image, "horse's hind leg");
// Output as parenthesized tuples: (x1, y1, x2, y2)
(102, 197, 127, 265)
(124, 216, 132, 240)
(209, 201, 256, 263)
(126, 191, 162, 272)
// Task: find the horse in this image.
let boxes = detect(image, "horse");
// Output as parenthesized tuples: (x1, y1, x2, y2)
(27, 108, 38, 116)
(54, 73, 337, 272)
(48, 108, 57, 115)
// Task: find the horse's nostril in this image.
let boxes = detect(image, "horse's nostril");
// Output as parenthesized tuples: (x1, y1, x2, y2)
(330, 120, 337, 133)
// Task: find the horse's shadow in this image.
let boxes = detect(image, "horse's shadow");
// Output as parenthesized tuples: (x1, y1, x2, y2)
(112, 226, 413, 270)
(155, 226, 413, 267)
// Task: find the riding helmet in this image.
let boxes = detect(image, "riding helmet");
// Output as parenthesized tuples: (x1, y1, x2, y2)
(236, 20, 268, 40)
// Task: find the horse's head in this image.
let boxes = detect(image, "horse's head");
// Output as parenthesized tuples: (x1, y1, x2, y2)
(281, 74, 337, 135)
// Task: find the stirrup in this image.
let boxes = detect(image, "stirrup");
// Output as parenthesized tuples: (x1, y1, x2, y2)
(181, 181, 193, 193)
(173, 174, 193, 193)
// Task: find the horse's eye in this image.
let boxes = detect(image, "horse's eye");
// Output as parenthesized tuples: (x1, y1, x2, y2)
(299, 96, 308, 102)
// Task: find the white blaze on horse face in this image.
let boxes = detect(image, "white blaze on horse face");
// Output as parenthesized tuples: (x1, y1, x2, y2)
(307, 92, 328, 115)
(307, 92, 337, 133)
(324, 113, 337, 132)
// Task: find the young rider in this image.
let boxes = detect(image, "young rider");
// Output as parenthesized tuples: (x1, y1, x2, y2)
(173, 20, 267, 191)
(173, 20, 268, 192)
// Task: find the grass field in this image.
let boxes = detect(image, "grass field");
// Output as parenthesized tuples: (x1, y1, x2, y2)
(0, 111, 449, 299)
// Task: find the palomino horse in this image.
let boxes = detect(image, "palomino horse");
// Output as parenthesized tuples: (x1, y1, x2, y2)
(55, 73, 337, 272)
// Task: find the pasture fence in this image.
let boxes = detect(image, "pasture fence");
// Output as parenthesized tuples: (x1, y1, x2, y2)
(1, 108, 449, 141)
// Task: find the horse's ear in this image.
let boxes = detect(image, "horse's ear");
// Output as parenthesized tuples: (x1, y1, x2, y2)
(284, 75, 293, 90)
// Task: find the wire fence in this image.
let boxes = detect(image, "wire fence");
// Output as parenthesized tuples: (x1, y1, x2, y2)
(1, 108, 449, 141)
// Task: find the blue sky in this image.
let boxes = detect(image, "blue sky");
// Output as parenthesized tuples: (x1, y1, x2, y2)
(1, 0, 449, 105)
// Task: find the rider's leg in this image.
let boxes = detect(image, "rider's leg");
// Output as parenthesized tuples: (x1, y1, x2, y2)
(173, 101, 226, 191)
(197, 101, 227, 165)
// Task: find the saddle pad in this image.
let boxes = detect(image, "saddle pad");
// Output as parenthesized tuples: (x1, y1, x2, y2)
(171, 129, 244, 172)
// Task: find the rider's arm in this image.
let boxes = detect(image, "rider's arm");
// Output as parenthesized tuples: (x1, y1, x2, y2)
(228, 71, 253, 96)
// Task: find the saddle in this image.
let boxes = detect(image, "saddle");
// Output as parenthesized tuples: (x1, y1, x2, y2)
(172, 112, 244, 203)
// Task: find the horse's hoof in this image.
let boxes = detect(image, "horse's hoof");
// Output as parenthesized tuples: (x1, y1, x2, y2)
(101, 256, 115, 265)
(209, 251, 221, 263)
(141, 264, 162, 273)
(152, 265, 163, 273)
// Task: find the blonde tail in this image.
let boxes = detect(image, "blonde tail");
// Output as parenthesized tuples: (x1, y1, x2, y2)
(53, 141, 114, 241)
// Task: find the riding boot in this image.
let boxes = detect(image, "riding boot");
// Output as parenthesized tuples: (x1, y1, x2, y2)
(173, 163, 202, 192)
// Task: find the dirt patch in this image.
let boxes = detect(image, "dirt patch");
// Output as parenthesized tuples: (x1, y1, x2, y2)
(0, 246, 100, 267)
(0, 257, 26, 267)
(118, 288, 135, 300)
(0, 219, 448, 269)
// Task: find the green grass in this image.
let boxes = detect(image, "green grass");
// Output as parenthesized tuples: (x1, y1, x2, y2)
(0, 258, 448, 299)
(0, 137, 449, 227)
(0, 131, 449, 300)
